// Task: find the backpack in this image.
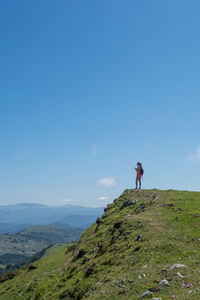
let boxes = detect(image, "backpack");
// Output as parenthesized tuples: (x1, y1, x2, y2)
(141, 168, 144, 176)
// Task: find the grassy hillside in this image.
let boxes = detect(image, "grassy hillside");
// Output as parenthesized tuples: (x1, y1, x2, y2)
(0, 189, 200, 299)
(0, 225, 82, 275)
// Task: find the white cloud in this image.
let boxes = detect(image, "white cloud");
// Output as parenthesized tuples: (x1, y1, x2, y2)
(187, 146, 200, 162)
(97, 177, 116, 187)
(98, 196, 108, 201)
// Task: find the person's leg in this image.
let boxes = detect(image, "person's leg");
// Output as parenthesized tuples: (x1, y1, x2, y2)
(139, 177, 141, 189)
(135, 177, 138, 189)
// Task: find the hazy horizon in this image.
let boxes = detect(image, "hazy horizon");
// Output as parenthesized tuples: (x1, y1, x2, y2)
(0, 202, 104, 208)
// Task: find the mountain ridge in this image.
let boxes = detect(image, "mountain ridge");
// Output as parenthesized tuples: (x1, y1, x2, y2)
(0, 189, 200, 299)
(0, 204, 104, 229)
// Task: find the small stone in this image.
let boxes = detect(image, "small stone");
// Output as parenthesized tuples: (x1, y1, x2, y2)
(162, 203, 174, 208)
(181, 283, 193, 288)
(170, 264, 187, 269)
(143, 265, 148, 268)
(143, 273, 146, 278)
(133, 246, 141, 252)
(159, 279, 169, 286)
(138, 275, 142, 279)
(142, 290, 153, 298)
(136, 234, 143, 241)
(177, 272, 184, 278)
(114, 221, 122, 229)
(121, 199, 137, 209)
(96, 217, 101, 224)
(87, 289, 92, 295)
(149, 287, 160, 292)
(118, 288, 126, 294)
(177, 207, 183, 212)
(121, 201, 131, 209)
(152, 298, 162, 300)
(152, 195, 158, 203)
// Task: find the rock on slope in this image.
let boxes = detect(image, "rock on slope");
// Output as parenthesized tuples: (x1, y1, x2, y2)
(0, 189, 200, 300)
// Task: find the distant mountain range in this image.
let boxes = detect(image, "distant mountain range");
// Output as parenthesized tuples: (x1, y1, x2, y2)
(0, 225, 83, 275)
(0, 203, 104, 233)
(53, 214, 102, 229)
(0, 203, 104, 275)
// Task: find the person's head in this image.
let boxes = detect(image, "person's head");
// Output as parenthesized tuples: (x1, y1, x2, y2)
(137, 162, 142, 168)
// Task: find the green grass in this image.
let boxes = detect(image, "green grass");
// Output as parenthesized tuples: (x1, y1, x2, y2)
(0, 189, 200, 299)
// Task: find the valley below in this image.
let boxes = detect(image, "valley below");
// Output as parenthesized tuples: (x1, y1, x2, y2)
(0, 203, 103, 275)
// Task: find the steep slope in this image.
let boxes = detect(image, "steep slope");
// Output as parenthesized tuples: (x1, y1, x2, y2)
(0, 189, 200, 299)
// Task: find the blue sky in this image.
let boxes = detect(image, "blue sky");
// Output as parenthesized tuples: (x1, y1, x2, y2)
(0, 0, 200, 206)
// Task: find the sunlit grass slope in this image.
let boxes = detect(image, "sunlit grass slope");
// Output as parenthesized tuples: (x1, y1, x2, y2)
(0, 189, 200, 299)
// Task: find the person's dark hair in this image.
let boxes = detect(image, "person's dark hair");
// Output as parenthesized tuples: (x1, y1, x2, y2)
(137, 162, 144, 175)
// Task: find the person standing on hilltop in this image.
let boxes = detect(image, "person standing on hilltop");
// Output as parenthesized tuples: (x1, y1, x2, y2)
(135, 162, 144, 189)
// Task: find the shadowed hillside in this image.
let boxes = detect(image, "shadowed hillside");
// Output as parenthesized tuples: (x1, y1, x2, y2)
(0, 189, 200, 299)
